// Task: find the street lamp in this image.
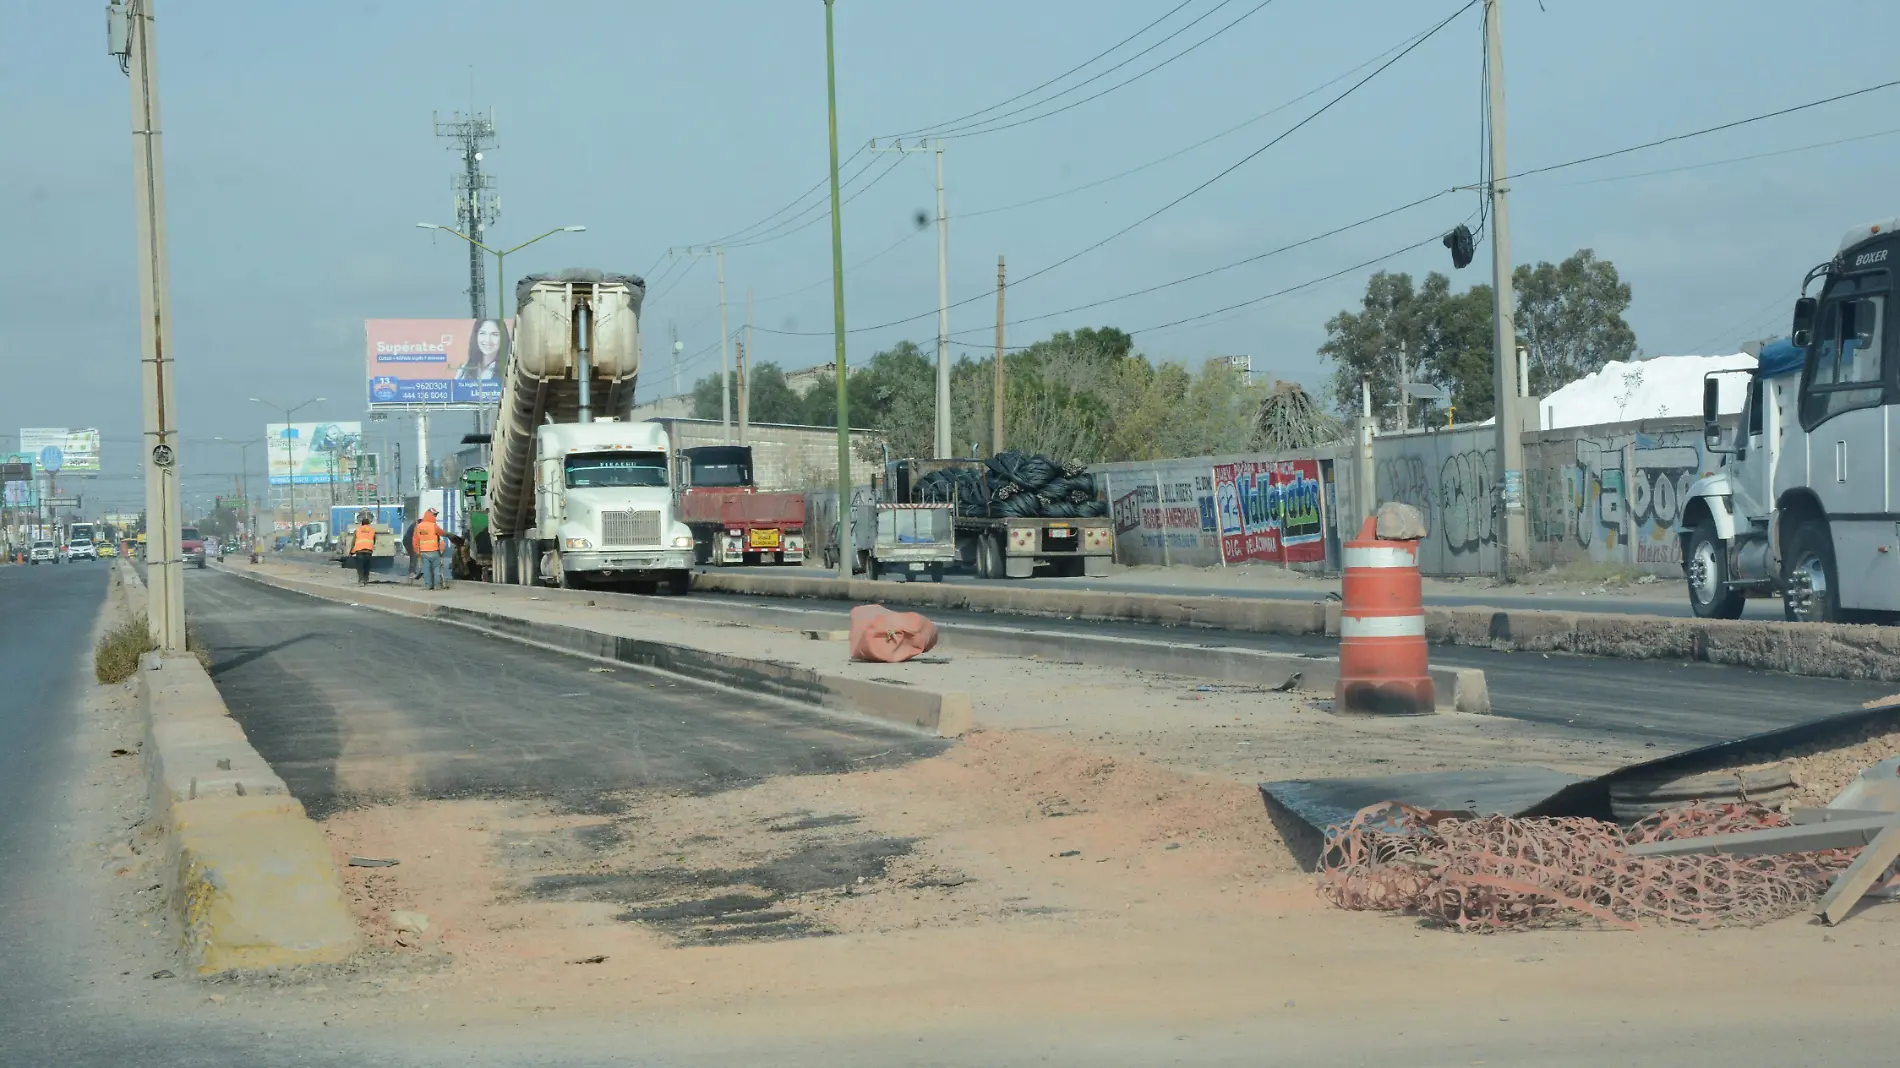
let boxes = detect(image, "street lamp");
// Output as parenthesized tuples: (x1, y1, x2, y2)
(415, 223, 586, 381)
(251, 397, 325, 545)
(213, 436, 257, 543)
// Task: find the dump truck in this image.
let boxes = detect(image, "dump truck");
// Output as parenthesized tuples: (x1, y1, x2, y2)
(884, 456, 1114, 579)
(329, 504, 405, 572)
(675, 445, 806, 566)
(452, 466, 492, 581)
(1679, 216, 1900, 622)
(487, 269, 694, 592)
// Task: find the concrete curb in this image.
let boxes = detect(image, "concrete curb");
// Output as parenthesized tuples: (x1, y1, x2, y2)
(225, 566, 972, 738)
(690, 570, 1900, 684)
(119, 563, 359, 973)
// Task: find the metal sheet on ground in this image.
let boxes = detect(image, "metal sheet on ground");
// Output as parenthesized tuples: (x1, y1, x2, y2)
(184, 570, 944, 818)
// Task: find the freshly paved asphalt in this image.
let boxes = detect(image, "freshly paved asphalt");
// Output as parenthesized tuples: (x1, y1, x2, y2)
(185, 570, 943, 818)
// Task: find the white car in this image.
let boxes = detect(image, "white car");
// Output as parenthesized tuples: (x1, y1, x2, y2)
(67, 541, 98, 561)
(28, 540, 57, 565)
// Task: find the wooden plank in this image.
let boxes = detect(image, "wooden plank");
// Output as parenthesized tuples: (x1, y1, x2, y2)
(1818, 820, 1900, 926)
(1624, 814, 1896, 858)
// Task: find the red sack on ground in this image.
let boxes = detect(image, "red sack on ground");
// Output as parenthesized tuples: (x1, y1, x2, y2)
(849, 604, 939, 663)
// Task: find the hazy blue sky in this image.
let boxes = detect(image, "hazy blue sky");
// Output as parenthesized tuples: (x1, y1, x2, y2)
(6, 0, 1900, 512)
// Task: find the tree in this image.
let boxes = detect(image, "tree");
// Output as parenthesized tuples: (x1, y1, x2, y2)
(1319, 271, 1425, 426)
(1513, 249, 1637, 395)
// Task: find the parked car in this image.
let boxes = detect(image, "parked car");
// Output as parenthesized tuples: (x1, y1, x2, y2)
(29, 540, 57, 565)
(180, 526, 206, 568)
(67, 541, 98, 561)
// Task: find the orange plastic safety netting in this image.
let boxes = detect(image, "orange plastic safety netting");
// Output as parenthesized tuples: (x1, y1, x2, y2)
(1317, 801, 1856, 931)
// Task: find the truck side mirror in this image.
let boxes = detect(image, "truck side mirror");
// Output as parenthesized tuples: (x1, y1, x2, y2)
(1702, 376, 1723, 449)
(1792, 296, 1817, 348)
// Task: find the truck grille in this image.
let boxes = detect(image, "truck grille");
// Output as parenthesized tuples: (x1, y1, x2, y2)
(601, 510, 661, 547)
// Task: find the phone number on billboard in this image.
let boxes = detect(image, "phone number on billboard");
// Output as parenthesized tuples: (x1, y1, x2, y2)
(369, 377, 502, 407)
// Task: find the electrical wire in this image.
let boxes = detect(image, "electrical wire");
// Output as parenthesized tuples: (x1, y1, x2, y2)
(693, 144, 870, 249)
(754, 0, 1476, 339)
(927, 0, 1279, 141)
(753, 228, 929, 306)
(882, 0, 1199, 140)
(722, 152, 903, 250)
(953, 15, 1450, 223)
(948, 188, 1455, 336)
(1503, 76, 1900, 183)
(645, 257, 701, 305)
(1554, 125, 1900, 187)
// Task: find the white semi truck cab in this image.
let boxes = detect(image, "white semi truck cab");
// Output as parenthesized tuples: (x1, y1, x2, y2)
(1678, 217, 1900, 623)
(526, 420, 694, 591)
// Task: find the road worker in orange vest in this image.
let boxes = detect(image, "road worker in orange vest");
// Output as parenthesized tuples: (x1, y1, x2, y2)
(414, 508, 449, 591)
(348, 511, 378, 587)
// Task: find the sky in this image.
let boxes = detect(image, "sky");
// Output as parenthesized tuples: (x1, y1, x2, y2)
(6, 0, 1900, 514)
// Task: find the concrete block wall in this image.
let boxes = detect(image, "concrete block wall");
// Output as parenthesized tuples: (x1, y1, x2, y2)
(642, 417, 884, 490)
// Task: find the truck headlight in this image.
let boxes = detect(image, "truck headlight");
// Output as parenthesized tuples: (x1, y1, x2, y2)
(562, 537, 593, 550)
(672, 535, 694, 549)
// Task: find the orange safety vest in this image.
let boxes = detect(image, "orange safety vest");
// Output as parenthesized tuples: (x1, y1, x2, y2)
(351, 524, 377, 553)
(413, 518, 442, 553)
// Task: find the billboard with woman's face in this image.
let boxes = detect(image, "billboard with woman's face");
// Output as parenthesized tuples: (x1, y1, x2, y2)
(364, 319, 509, 409)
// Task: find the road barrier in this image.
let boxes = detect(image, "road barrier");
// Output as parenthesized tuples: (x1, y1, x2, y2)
(1335, 518, 1434, 716)
(118, 562, 358, 973)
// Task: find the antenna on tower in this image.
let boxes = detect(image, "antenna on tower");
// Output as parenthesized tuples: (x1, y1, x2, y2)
(432, 108, 499, 318)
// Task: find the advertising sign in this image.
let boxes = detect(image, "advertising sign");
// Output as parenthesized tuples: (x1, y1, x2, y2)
(1212, 458, 1325, 565)
(365, 319, 507, 410)
(1, 453, 32, 508)
(17, 428, 100, 474)
(266, 422, 363, 485)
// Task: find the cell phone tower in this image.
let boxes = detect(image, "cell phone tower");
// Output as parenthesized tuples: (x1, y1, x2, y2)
(433, 109, 499, 318)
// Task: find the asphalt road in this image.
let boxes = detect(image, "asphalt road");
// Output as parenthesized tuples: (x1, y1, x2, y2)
(710, 563, 1789, 619)
(185, 570, 943, 818)
(694, 590, 1899, 751)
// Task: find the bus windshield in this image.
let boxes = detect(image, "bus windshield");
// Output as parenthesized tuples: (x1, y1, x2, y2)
(565, 452, 668, 489)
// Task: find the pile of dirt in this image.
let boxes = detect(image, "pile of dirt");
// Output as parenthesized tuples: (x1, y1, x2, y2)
(1700, 712, 1900, 812)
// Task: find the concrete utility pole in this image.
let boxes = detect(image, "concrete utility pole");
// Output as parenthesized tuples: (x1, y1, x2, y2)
(109, 0, 185, 651)
(670, 321, 681, 397)
(993, 255, 1006, 455)
(717, 247, 731, 442)
(1396, 339, 1410, 433)
(1484, 0, 1527, 581)
(735, 341, 749, 446)
(823, 0, 853, 581)
(743, 291, 755, 443)
(871, 138, 952, 457)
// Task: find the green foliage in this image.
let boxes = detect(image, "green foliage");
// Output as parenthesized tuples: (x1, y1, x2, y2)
(1319, 250, 1638, 426)
(687, 327, 1267, 464)
(95, 614, 155, 685)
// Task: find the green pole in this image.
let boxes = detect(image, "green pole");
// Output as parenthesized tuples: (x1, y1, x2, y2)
(495, 249, 507, 379)
(824, 0, 852, 581)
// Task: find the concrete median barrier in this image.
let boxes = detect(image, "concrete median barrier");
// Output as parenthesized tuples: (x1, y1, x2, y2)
(119, 563, 359, 973)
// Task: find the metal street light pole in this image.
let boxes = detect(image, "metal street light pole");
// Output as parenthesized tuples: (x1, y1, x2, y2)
(416, 224, 586, 466)
(108, 0, 185, 650)
(824, 0, 852, 582)
(250, 397, 324, 544)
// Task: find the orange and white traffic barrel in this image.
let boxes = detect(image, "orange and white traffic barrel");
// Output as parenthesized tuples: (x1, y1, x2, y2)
(1336, 516, 1434, 715)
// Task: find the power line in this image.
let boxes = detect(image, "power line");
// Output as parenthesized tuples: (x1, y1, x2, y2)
(1505, 76, 1900, 183)
(1554, 124, 1900, 187)
(756, 0, 1476, 339)
(883, 0, 1199, 140)
(724, 152, 910, 249)
(951, 188, 1454, 336)
(645, 257, 701, 305)
(694, 143, 871, 248)
(753, 228, 929, 306)
(953, 16, 1448, 223)
(927, 0, 1277, 141)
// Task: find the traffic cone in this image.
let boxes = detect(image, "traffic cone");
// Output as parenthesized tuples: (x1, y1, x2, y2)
(1336, 514, 1434, 715)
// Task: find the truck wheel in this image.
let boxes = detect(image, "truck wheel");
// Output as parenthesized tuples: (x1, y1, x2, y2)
(666, 570, 691, 596)
(929, 565, 944, 584)
(1684, 517, 1744, 620)
(1782, 521, 1843, 623)
(976, 533, 1000, 579)
(629, 579, 657, 596)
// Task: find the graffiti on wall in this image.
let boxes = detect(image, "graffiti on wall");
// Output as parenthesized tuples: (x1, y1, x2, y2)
(1213, 459, 1324, 564)
(1569, 433, 1708, 565)
(1374, 440, 1497, 563)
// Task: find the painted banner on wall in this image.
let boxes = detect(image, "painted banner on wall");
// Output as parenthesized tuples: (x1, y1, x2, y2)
(1213, 458, 1324, 564)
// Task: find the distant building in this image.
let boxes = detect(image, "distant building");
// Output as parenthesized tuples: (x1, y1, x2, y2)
(1218, 354, 1254, 386)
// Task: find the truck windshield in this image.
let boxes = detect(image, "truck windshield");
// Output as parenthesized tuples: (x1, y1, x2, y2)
(565, 452, 667, 489)
(180, 528, 201, 542)
(690, 458, 750, 487)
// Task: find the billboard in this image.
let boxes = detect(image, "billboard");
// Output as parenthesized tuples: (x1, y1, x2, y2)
(266, 422, 363, 485)
(2, 453, 33, 508)
(365, 318, 507, 410)
(1212, 458, 1325, 565)
(18, 428, 101, 474)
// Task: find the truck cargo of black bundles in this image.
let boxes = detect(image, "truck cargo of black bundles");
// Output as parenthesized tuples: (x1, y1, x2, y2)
(912, 451, 1108, 520)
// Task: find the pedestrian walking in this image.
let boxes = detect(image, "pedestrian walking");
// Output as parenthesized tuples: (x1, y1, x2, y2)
(348, 511, 378, 587)
(414, 508, 449, 590)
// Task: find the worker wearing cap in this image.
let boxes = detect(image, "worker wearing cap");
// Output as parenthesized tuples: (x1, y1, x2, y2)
(414, 508, 448, 590)
(348, 513, 378, 587)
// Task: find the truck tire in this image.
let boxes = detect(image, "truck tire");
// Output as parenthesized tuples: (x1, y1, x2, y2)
(1782, 520, 1842, 623)
(666, 570, 692, 596)
(1684, 517, 1744, 620)
(976, 532, 1000, 579)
